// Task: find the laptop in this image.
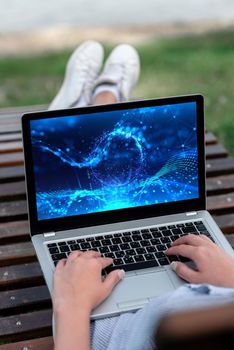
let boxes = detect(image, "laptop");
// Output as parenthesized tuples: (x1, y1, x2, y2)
(22, 94, 234, 319)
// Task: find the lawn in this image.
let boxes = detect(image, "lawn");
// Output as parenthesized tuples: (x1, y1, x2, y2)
(0, 29, 234, 154)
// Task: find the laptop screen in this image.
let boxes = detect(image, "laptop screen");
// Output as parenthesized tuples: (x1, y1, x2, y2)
(30, 101, 199, 221)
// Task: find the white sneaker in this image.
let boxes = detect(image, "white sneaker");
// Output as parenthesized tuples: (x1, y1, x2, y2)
(92, 44, 140, 102)
(49, 41, 104, 110)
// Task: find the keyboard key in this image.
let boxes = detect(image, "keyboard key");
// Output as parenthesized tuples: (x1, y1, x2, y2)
(91, 241, 101, 248)
(150, 227, 159, 232)
(80, 242, 91, 249)
(171, 236, 179, 242)
(158, 258, 169, 266)
(136, 247, 146, 255)
(99, 246, 110, 254)
(142, 233, 152, 239)
(155, 252, 166, 259)
(132, 235, 142, 241)
(105, 259, 159, 273)
(122, 237, 132, 243)
(161, 230, 172, 237)
(115, 251, 125, 258)
(70, 244, 80, 251)
(151, 231, 162, 238)
(151, 238, 160, 245)
(158, 226, 167, 231)
(123, 231, 131, 236)
(172, 228, 182, 235)
(110, 245, 120, 252)
(140, 240, 150, 247)
(67, 240, 76, 245)
(125, 249, 136, 256)
(95, 235, 104, 240)
(123, 256, 134, 264)
(166, 243, 171, 249)
(134, 255, 145, 262)
(146, 246, 156, 253)
(51, 253, 66, 261)
(49, 247, 59, 254)
(58, 241, 66, 246)
(113, 258, 124, 266)
(86, 237, 95, 242)
(132, 230, 140, 234)
(194, 221, 203, 225)
(47, 243, 57, 248)
(168, 225, 176, 229)
(120, 243, 130, 250)
(130, 241, 140, 249)
(145, 253, 155, 261)
(161, 237, 171, 244)
(101, 239, 112, 246)
(105, 235, 112, 239)
(157, 244, 167, 251)
(182, 226, 197, 234)
(177, 223, 185, 227)
(168, 255, 179, 262)
(141, 229, 150, 233)
(104, 252, 115, 259)
(59, 245, 70, 253)
(179, 256, 191, 263)
(112, 237, 122, 245)
(76, 238, 85, 243)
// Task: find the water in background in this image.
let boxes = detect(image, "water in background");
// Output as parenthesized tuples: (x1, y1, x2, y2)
(1, 0, 234, 33)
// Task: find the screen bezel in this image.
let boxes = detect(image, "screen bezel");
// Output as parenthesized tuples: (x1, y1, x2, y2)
(22, 94, 205, 236)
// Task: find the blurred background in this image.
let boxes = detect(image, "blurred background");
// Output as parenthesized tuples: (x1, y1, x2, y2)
(0, 0, 234, 153)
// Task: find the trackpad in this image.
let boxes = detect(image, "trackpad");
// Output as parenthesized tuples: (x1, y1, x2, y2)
(115, 271, 174, 304)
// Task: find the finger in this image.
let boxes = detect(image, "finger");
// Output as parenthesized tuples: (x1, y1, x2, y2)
(103, 269, 125, 296)
(82, 250, 101, 259)
(67, 250, 83, 262)
(171, 234, 207, 247)
(170, 261, 198, 283)
(166, 244, 197, 260)
(55, 258, 66, 270)
(98, 257, 114, 269)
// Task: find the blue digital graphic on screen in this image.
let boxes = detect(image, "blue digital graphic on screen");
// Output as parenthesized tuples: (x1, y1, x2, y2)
(30, 102, 199, 220)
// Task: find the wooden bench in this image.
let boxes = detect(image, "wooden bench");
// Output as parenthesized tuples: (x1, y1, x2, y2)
(0, 106, 234, 349)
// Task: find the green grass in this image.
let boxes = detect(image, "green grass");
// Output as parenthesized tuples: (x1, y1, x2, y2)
(0, 29, 234, 154)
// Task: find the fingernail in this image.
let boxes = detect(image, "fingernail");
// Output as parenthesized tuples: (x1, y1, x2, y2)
(170, 261, 177, 271)
(118, 269, 125, 280)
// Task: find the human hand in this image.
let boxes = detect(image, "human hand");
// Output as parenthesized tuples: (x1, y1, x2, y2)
(52, 250, 125, 314)
(166, 234, 234, 288)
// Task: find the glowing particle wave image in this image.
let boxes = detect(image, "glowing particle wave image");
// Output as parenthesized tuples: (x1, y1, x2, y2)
(31, 103, 199, 220)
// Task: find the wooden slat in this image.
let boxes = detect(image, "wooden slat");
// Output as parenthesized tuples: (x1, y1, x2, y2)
(0, 285, 50, 314)
(0, 153, 24, 167)
(0, 104, 46, 118)
(0, 133, 21, 143)
(205, 143, 228, 159)
(0, 181, 26, 201)
(0, 200, 27, 222)
(0, 166, 25, 183)
(0, 336, 53, 350)
(206, 157, 234, 177)
(0, 221, 29, 243)
(0, 141, 23, 154)
(207, 192, 234, 214)
(0, 242, 36, 266)
(0, 309, 52, 341)
(206, 175, 234, 195)
(0, 262, 44, 289)
(213, 214, 234, 234)
(205, 132, 217, 145)
(0, 124, 21, 134)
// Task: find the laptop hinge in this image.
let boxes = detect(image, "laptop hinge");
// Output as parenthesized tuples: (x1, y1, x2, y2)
(186, 211, 198, 216)
(43, 232, 56, 237)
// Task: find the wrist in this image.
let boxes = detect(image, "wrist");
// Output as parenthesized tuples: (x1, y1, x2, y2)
(53, 301, 92, 319)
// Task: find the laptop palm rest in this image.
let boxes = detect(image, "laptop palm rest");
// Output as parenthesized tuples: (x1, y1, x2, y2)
(93, 270, 176, 317)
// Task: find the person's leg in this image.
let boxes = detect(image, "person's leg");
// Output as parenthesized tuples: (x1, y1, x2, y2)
(90, 44, 140, 106)
(49, 41, 104, 110)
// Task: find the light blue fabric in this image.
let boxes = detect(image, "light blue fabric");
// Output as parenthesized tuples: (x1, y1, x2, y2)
(91, 284, 234, 350)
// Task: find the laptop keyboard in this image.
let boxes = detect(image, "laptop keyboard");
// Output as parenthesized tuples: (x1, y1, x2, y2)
(47, 221, 215, 273)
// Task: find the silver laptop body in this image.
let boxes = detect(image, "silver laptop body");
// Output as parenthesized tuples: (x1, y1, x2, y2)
(22, 95, 234, 319)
